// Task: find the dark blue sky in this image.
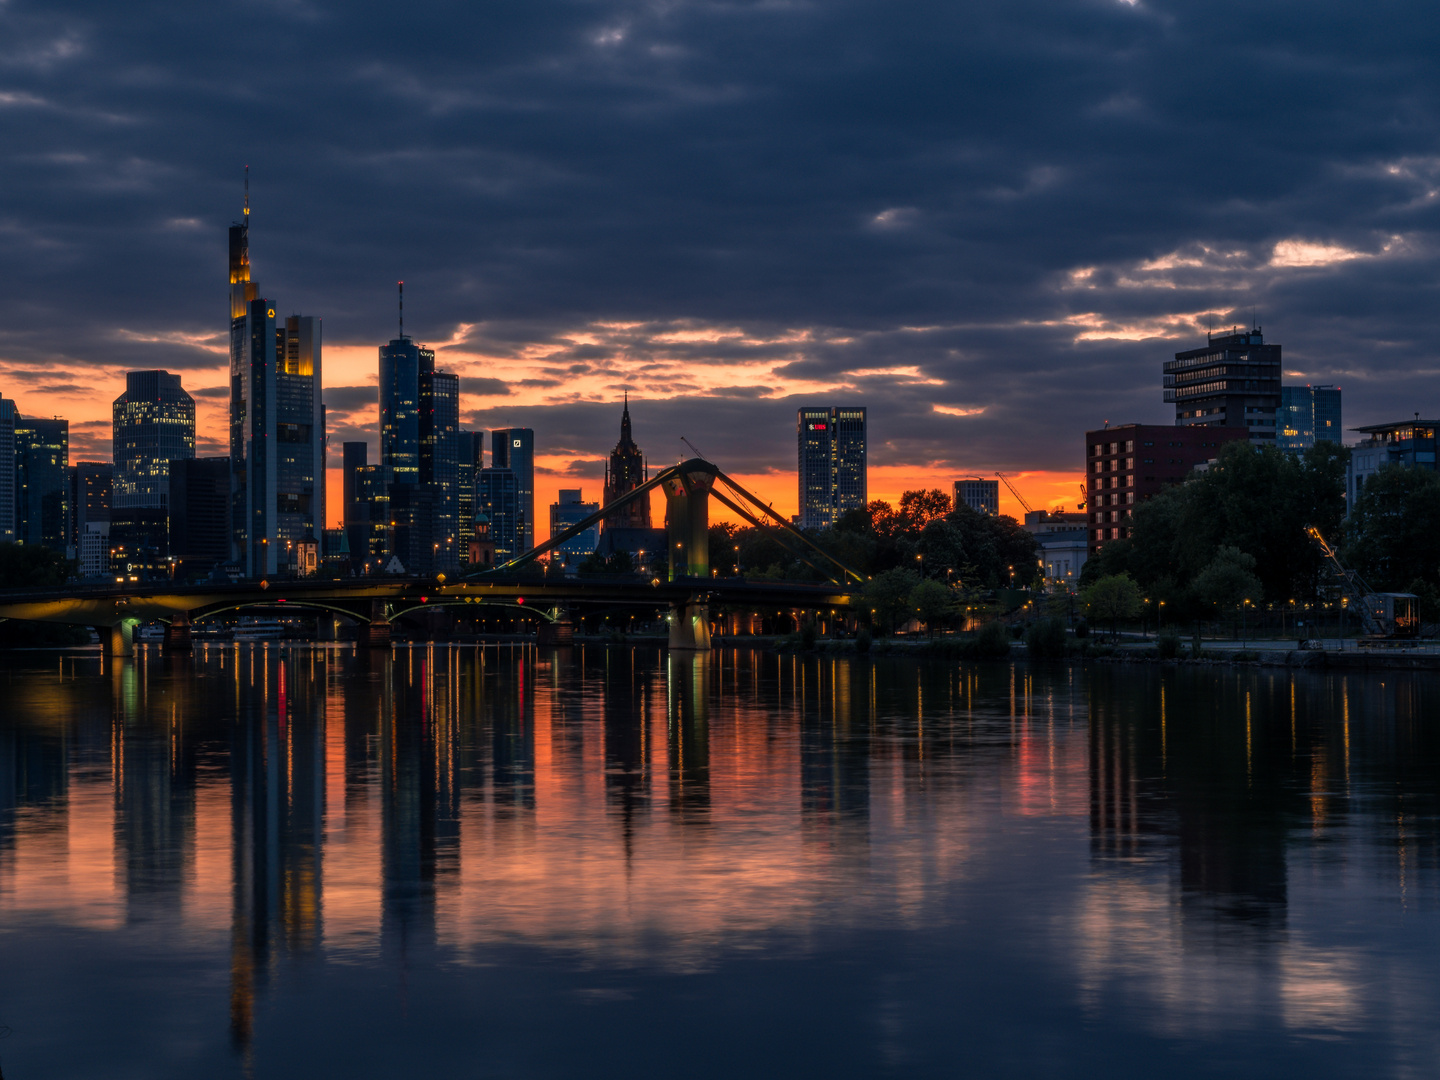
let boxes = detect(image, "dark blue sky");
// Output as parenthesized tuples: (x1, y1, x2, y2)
(1, 0, 1437, 507)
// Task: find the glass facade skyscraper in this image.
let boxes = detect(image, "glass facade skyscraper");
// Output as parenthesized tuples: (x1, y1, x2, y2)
(491, 429, 534, 552)
(1279, 384, 1343, 454)
(228, 194, 325, 578)
(113, 370, 194, 512)
(379, 337, 425, 489)
(15, 416, 69, 554)
(797, 407, 867, 530)
(0, 394, 15, 543)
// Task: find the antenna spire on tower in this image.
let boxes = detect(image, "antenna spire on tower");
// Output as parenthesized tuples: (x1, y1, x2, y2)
(398, 281, 404, 338)
(244, 165, 249, 222)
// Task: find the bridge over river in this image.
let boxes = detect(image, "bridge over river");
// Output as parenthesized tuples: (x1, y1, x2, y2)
(0, 458, 864, 655)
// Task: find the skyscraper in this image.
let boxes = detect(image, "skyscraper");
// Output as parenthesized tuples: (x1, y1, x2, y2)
(491, 428, 534, 552)
(420, 365, 459, 569)
(797, 407, 867, 530)
(1164, 326, 1281, 442)
(169, 457, 231, 574)
(228, 186, 325, 578)
(113, 370, 194, 573)
(71, 462, 112, 575)
(0, 394, 15, 543)
(477, 467, 521, 563)
(379, 335, 426, 489)
(456, 431, 483, 564)
(602, 396, 650, 531)
(342, 441, 370, 560)
(14, 416, 68, 554)
(1280, 384, 1343, 453)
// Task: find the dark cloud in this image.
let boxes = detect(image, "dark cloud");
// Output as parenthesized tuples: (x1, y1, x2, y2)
(1, 0, 1439, 479)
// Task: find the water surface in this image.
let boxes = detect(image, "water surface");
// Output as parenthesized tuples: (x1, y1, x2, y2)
(0, 645, 1436, 1078)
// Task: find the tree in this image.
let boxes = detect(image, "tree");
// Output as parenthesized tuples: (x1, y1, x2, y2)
(863, 567, 921, 634)
(0, 543, 72, 589)
(1192, 546, 1262, 631)
(909, 578, 955, 635)
(1344, 466, 1440, 591)
(1081, 573, 1143, 639)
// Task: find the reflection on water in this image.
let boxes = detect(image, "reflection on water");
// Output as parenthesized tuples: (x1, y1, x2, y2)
(0, 648, 1437, 1078)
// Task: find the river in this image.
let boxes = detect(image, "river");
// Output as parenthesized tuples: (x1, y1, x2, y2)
(0, 644, 1436, 1078)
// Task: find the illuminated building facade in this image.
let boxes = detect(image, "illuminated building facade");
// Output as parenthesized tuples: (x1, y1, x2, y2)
(1346, 419, 1438, 511)
(420, 366, 459, 569)
(1165, 326, 1281, 443)
(953, 478, 998, 516)
(602, 397, 650, 531)
(477, 467, 521, 563)
(379, 336, 427, 489)
(549, 489, 600, 565)
(113, 370, 194, 574)
(15, 416, 68, 554)
(0, 394, 14, 542)
(1279, 384, 1342, 453)
(457, 431, 483, 563)
(797, 406, 866, 530)
(228, 196, 325, 578)
(1085, 423, 1247, 553)
(491, 429, 534, 552)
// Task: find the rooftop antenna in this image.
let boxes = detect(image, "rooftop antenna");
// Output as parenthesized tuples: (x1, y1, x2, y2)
(244, 165, 249, 223)
(398, 281, 404, 338)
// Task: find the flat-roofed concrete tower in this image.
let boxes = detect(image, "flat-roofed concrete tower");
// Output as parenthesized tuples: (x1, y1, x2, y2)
(797, 406, 866, 530)
(228, 175, 325, 577)
(1165, 326, 1281, 443)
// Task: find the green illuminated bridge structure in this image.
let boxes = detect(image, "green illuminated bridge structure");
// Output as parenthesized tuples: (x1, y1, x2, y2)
(0, 458, 864, 656)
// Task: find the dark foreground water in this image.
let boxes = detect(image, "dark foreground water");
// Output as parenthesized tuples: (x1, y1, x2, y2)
(0, 645, 1437, 1079)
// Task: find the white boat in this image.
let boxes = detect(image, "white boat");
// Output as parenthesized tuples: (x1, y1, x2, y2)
(232, 618, 286, 642)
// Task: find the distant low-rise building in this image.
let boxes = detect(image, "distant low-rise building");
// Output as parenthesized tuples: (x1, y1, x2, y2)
(1085, 423, 1248, 553)
(549, 488, 600, 567)
(1038, 529, 1088, 587)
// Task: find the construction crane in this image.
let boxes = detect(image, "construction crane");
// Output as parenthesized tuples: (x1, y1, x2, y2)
(995, 472, 1034, 515)
(1077, 483, 1087, 511)
(1306, 526, 1419, 638)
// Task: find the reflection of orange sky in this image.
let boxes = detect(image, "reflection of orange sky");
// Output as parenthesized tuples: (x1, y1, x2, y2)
(2, 332, 1082, 533)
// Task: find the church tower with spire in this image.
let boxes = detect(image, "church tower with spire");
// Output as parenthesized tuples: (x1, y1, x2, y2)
(602, 394, 650, 530)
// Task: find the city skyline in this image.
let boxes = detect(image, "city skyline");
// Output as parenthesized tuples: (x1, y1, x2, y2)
(3, 2, 1433, 530)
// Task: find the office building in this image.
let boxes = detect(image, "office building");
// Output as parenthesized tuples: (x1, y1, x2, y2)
(14, 416, 68, 554)
(114, 370, 194, 575)
(457, 431, 484, 563)
(0, 394, 15, 542)
(420, 365, 460, 569)
(387, 484, 436, 576)
(169, 457, 231, 576)
(379, 334, 427, 489)
(477, 467, 521, 563)
(1038, 529, 1088, 586)
(549, 489, 600, 566)
(1164, 326, 1281, 442)
(953, 478, 998, 516)
(355, 464, 389, 571)
(71, 462, 112, 574)
(341, 442, 370, 561)
(491, 428, 534, 552)
(228, 197, 325, 578)
(797, 406, 867, 530)
(602, 397, 650, 530)
(1347, 420, 1438, 511)
(1085, 424, 1248, 552)
(1279, 385, 1343, 453)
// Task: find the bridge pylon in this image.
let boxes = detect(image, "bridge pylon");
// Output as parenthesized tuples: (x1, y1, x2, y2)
(363, 599, 392, 649)
(663, 460, 717, 580)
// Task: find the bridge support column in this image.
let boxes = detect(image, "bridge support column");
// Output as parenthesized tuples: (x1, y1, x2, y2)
(164, 612, 193, 653)
(363, 599, 392, 649)
(103, 620, 137, 658)
(668, 601, 711, 651)
(537, 611, 575, 645)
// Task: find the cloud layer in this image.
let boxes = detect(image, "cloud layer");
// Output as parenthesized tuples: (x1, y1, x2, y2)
(3, 0, 1439, 518)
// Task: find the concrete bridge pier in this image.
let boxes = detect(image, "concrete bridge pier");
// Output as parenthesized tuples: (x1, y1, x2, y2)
(363, 599, 392, 649)
(668, 601, 711, 651)
(164, 612, 193, 653)
(101, 620, 138, 658)
(537, 608, 575, 645)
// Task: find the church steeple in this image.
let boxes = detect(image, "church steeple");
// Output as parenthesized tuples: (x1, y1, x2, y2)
(620, 392, 633, 445)
(603, 393, 650, 532)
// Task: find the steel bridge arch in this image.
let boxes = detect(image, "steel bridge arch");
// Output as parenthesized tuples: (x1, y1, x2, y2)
(184, 598, 376, 625)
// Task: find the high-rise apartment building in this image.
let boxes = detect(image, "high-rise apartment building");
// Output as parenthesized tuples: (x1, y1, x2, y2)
(1279, 385, 1343, 453)
(1164, 327, 1281, 442)
(0, 394, 15, 542)
(797, 407, 867, 530)
(602, 397, 650, 531)
(228, 194, 324, 577)
(953, 478, 999, 516)
(15, 416, 68, 554)
(491, 429, 534, 552)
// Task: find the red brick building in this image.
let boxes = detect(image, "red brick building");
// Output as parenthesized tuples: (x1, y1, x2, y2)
(1086, 424, 1248, 553)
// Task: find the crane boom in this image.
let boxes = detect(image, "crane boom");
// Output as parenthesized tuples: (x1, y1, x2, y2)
(1306, 526, 1417, 637)
(995, 471, 1034, 515)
